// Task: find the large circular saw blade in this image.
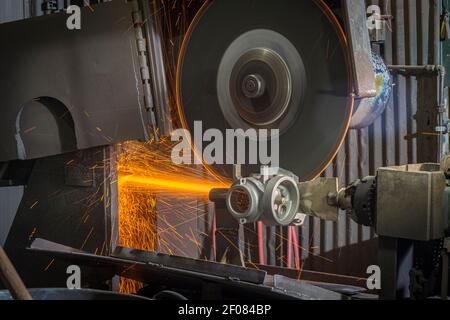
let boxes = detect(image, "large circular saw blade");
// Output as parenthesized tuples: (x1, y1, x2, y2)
(176, 0, 354, 181)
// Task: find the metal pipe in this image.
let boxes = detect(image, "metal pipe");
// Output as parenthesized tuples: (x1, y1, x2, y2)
(437, 65, 446, 159)
(287, 227, 292, 268)
(292, 227, 300, 270)
(209, 188, 229, 202)
(388, 64, 447, 160)
(0, 247, 32, 300)
(257, 222, 265, 265)
(388, 64, 442, 73)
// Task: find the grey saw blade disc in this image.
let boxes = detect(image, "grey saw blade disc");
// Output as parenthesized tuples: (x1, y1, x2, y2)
(177, 0, 354, 180)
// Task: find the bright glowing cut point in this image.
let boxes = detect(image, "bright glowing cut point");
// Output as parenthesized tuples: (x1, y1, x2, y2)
(119, 175, 229, 194)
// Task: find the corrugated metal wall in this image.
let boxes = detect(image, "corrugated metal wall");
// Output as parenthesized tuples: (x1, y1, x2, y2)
(0, 1, 29, 23)
(297, 0, 439, 279)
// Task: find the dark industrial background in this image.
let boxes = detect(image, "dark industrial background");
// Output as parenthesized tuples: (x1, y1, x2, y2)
(0, 0, 440, 280)
(303, 0, 440, 277)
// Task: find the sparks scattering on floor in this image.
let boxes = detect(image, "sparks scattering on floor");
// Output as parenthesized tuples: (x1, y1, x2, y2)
(117, 139, 229, 293)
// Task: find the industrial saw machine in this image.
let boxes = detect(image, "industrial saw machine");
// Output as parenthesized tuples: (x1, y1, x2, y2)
(0, 0, 449, 300)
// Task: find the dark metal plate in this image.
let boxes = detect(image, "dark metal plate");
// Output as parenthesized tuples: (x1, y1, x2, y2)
(28, 238, 347, 300)
(30, 238, 266, 285)
(113, 246, 268, 285)
(0, 1, 151, 161)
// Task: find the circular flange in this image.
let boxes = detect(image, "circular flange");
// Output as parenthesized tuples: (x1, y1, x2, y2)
(262, 175, 300, 226)
(226, 178, 264, 224)
(217, 29, 305, 133)
(177, 0, 354, 181)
